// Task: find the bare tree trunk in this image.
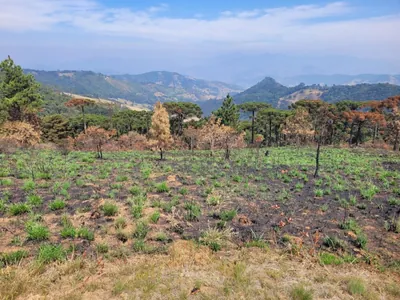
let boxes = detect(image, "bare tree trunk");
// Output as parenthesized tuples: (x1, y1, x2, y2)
(356, 122, 362, 146)
(372, 124, 378, 144)
(349, 123, 354, 146)
(314, 140, 321, 178)
(82, 106, 87, 134)
(160, 148, 164, 160)
(251, 110, 255, 144)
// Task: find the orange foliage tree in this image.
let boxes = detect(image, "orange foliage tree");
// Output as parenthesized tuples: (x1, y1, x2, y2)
(149, 102, 173, 160)
(0, 121, 41, 149)
(282, 108, 314, 145)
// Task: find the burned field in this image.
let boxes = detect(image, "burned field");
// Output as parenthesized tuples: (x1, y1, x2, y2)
(0, 147, 399, 270)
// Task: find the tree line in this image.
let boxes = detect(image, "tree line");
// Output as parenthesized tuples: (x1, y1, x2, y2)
(1, 57, 400, 160)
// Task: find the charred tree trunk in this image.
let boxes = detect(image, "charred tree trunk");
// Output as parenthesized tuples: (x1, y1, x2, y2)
(160, 148, 164, 160)
(268, 117, 272, 147)
(349, 123, 354, 146)
(314, 140, 321, 178)
(394, 129, 400, 151)
(356, 122, 362, 146)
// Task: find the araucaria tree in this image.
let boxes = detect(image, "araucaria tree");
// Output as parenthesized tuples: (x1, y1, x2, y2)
(238, 102, 270, 144)
(65, 98, 95, 134)
(149, 102, 173, 160)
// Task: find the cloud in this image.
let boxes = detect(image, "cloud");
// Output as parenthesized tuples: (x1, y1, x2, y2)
(0, 0, 399, 79)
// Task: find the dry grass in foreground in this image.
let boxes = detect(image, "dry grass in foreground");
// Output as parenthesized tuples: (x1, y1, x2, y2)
(1, 240, 399, 300)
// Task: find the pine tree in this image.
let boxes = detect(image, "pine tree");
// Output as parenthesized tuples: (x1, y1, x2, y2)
(0, 56, 43, 125)
(213, 94, 239, 127)
(149, 102, 173, 160)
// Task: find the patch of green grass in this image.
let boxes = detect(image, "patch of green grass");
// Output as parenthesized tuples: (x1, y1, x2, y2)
(355, 233, 368, 249)
(206, 193, 222, 206)
(96, 243, 109, 254)
(129, 186, 143, 196)
(76, 227, 95, 241)
(290, 284, 313, 300)
(115, 217, 127, 229)
(179, 187, 188, 195)
(49, 199, 66, 211)
(60, 226, 76, 239)
(347, 278, 366, 296)
(9, 203, 31, 216)
(319, 252, 343, 265)
(0, 178, 13, 186)
(339, 218, 361, 235)
(184, 202, 201, 221)
(36, 244, 66, 264)
(131, 204, 143, 219)
(133, 221, 150, 239)
(102, 202, 118, 216)
(220, 209, 237, 222)
(155, 182, 169, 193)
(150, 211, 160, 224)
(22, 180, 35, 193)
(314, 189, 324, 197)
(26, 222, 50, 241)
(0, 250, 28, 266)
(27, 194, 43, 207)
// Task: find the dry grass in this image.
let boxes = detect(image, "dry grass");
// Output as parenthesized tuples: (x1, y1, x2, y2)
(1, 240, 399, 300)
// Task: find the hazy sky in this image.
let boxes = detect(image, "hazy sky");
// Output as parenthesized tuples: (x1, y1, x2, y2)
(1, 0, 399, 85)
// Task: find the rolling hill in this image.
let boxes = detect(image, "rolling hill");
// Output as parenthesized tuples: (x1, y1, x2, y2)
(234, 77, 400, 108)
(25, 70, 243, 105)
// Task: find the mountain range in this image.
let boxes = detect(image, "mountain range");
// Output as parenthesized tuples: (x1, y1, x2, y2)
(25, 70, 243, 105)
(25, 69, 400, 114)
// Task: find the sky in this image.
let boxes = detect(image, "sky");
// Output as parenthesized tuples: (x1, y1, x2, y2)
(1, 0, 400, 86)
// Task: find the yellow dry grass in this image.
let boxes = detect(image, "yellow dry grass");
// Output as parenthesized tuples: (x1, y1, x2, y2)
(1, 240, 399, 300)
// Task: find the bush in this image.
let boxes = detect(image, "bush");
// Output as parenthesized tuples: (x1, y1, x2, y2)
(36, 244, 66, 264)
(103, 202, 118, 216)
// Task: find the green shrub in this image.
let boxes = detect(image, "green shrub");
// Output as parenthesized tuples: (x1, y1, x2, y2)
(103, 202, 118, 216)
(36, 244, 66, 264)
(49, 199, 66, 211)
(131, 205, 143, 219)
(9, 203, 31, 216)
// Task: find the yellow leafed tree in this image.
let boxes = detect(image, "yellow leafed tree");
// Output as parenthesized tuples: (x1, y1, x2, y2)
(149, 102, 173, 160)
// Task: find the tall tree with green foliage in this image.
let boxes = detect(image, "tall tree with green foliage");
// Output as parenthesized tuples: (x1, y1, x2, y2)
(238, 102, 271, 144)
(213, 94, 239, 128)
(163, 102, 202, 135)
(0, 56, 43, 125)
(41, 114, 71, 144)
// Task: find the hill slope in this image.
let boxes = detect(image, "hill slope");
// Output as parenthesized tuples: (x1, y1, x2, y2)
(279, 74, 400, 86)
(234, 77, 400, 108)
(25, 70, 243, 105)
